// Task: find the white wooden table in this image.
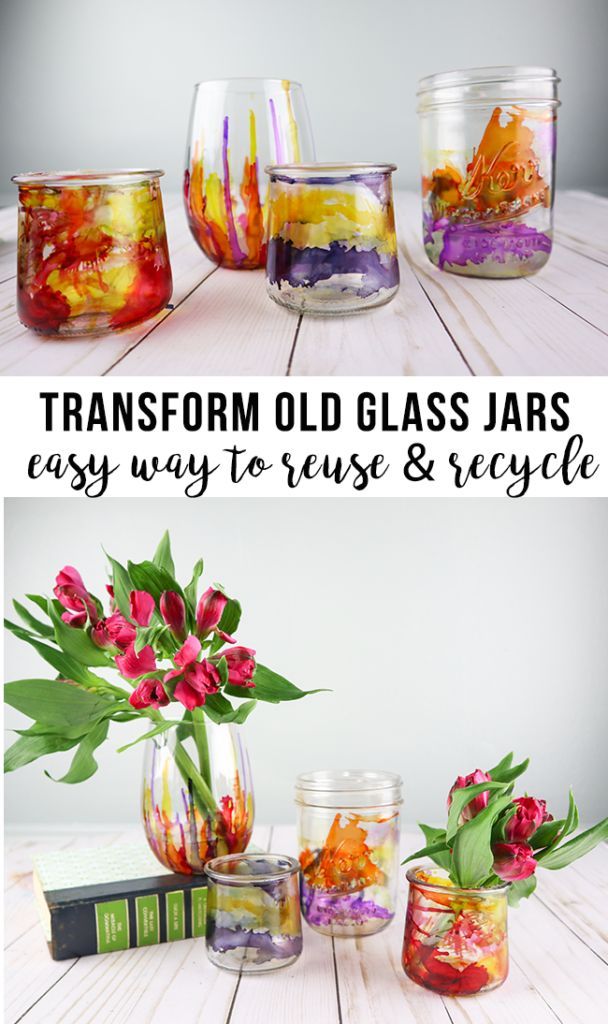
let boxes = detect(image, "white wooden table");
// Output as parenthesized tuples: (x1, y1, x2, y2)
(5, 825, 608, 1023)
(1, 190, 607, 376)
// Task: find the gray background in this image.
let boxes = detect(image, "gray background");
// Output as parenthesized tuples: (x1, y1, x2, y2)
(5, 498, 608, 827)
(1, 0, 607, 205)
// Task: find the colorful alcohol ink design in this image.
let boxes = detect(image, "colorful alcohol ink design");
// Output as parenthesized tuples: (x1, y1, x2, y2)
(205, 855, 302, 972)
(14, 173, 172, 335)
(266, 165, 400, 314)
(402, 868, 509, 995)
(184, 79, 314, 269)
(142, 732, 253, 875)
(299, 811, 398, 935)
(422, 106, 556, 277)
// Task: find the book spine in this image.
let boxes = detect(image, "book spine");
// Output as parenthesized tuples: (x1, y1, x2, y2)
(50, 885, 207, 960)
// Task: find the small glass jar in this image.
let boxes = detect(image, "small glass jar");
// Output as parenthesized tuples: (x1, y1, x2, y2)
(12, 169, 173, 335)
(417, 66, 560, 278)
(204, 853, 303, 972)
(295, 769, 402, 936)
(265, 164, 400, 314)
(403, 866, 509, 995)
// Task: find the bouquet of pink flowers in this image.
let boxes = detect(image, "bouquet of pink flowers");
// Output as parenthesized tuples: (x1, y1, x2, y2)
(404, 752, 608, 904)
(4, 531, 321, 820)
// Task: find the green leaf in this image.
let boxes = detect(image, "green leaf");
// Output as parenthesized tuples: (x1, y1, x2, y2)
(402, 840, 451, 869)
(152, 531, 175, 577)
(217, 598, 241, 640)
(127, 560, 186, 608)
(184, 558, 204, 613)
(104, 552, 133, 618)
(5, 732, 83, 771)
(27, 593, 54, 617)
(531, 818, 565, 850)
(561, 788, 579, 840)
(15, 720, 99, 741)
(116, 720, 177, 753)
(489, 757, 530, 785)
(134, 623, 175, 656)
(12, 599, 54, 638)
(419, 824, 447, 846)
(4, 628, 109, 689)
(45, 719, 109, 783)
(203, 693, 257, 725)
(47, 601, 111, 668)
(451, 794, 515, 888)
(233, 663, 328, 704)
(446, 781, 508, 842)
(215, 656, 228, 687)
(537, 818, 608, 870)
(508, 875, 537, 907)
(4, 678, 114, 728)
(488, 752, 514, 777)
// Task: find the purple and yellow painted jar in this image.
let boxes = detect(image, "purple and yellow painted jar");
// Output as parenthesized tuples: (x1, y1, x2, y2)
(265, 163, 400, 314)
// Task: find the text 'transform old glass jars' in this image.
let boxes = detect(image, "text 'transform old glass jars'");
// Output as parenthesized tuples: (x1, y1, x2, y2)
(417, 66, 560, 277)
(295, 770, 402, 936)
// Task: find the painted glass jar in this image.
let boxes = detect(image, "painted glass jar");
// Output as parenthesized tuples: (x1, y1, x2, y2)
(265, 163, 400, 314)
(142, 724, 254, 875)
(295, 770, 402, 936)
(417, 67, 560, 277)
(403, 867, 509, 995)
(205, 853, 303, 972)
(12, 169, 172, 335)
(184, 78, 315, 269)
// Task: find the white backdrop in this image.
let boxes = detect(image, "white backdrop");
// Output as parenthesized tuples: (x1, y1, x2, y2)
(1, 0, 607, 203)
(4, 497, 607, 827)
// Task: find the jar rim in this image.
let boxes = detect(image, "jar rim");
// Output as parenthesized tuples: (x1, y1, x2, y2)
(11, 169, 165, 187)
(406, 864, 510, 896)
(266, 162, 397, 177)
(417, 65, 560, 95)
(295, 768, 403, 792)
(194, 76, 304, 90)
(204, 853, 300, 884)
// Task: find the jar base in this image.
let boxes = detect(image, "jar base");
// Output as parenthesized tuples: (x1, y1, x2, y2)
(403, 962, 508, 996)
(267, 282, 399, 316)
(17, 299, 171, 339)
(206, 949, 300, 973)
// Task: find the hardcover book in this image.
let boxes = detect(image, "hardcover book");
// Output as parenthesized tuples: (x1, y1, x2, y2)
(33, 843, 207, 960)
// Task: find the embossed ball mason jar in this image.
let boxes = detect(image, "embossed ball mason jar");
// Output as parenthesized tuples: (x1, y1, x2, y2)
(402, 867, 509, 995)
(417, 66, 560, 277)
(205, 853, 303, 972)
(12, 169, 173, 335)
(265, 163, 400, 314)
(295, 770, 402, 936)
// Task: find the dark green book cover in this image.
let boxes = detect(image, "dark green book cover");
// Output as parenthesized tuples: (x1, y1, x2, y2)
(33, 843, 207, 960)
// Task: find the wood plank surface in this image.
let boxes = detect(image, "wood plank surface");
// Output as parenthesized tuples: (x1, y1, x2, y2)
(0, 190, 606, 376)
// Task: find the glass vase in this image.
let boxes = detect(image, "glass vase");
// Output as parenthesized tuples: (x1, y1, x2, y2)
(142, 722, 254, 875)
(402, 867, 509, 995)
(184, 77, 315, 269)
(295, 769, 402, 936)
(417, 66, 560, 277)
(12, 169, 173, 335)
(205, 853, 303, 973)
(265, 163, 400, 314)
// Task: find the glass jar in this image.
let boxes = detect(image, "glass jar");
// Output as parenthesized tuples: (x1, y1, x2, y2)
(184, 78, 315, 269)
(265, 163, 400, 314)
(295, 769, 402, 936)
(142, 724, 254, 875)
(402, 866, 509, 995)
(12, 169, 173, 335)
(417, 66, 560, 277)
(204, 853, 303, 972)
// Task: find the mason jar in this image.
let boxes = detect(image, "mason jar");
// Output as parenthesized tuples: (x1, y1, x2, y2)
(12, 169, 173, 335)
(403, 866, 509, 995)
(265, 164, 400, 314)
(204, 853, 302, 972)
(295, 769, 402, 936)
(417, 66, 560, 277)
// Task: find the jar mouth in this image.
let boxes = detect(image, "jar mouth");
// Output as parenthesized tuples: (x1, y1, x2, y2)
(11, 169, 165, 188)
(266, 162, 397, 178)
(406, 865, 510, 897)
(295, 769, 403, 808)
(417, 65, 560, 112)
(418, 65, 559, 93)
(204, 853, 300, 884)
(194, 77, 303, 91)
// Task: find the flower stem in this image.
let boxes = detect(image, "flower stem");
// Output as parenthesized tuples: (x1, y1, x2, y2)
(191, 707, 212, 790)
(173, 741, 217, 819)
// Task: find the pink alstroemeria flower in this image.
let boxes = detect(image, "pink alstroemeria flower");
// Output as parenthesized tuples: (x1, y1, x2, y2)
(493, 842, 537, 882)
(129, 678, 170, 710)
(447, 769, 492, 822)
(91, 612, 136, 652)
(165, 635, 220, 710)
(115, 643, 157, 680)
(54, 566, 99, 627)
(129, 590, 155, 627)
(196, 587, 234, 643)
(505, 797, 553, 843)
(222, 646, 256, 688)
(160, 591, 187, 641)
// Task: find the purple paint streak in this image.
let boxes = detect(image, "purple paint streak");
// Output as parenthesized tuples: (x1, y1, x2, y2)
(222, 115, 246, 264)
(432, 219, 552, 269)
(267, 238, 399, 298)
(301, 882, 393, 928)
(208, 926, 303, 964)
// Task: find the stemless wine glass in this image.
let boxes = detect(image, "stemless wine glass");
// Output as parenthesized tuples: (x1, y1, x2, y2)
(184, 78, 315, 269)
